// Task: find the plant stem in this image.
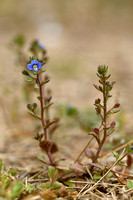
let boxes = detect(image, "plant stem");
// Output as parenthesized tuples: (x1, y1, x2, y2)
(93, 75, 107, 163)
(37, 73, 47, 140)
(37, 73, 55, 166)
(47, 151, 55, 166)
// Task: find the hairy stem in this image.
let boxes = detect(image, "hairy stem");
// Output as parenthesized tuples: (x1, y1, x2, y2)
(93, 75, 107, 163)
(47, 151, 55, 166)
(37, 73, 55, 166)
(37, 73, 47, 140)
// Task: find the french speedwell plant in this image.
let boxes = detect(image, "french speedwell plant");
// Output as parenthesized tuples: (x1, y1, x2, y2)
(22, 56, 59, 166)
(87, 65, 120, 165)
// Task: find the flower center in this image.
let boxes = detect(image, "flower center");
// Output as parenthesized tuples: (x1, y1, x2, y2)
(33, 65, 37, 69)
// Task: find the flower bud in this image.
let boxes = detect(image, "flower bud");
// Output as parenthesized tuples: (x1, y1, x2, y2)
(93, 128, 99, 135)
(110, 121, 116, 128)
(95, 98, 101, 104)
(113, 103, 120, 109)
(97, 65, 108, 75)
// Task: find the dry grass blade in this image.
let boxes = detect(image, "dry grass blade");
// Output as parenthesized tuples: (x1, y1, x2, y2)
(77, 148, 126, 197)
(95, 188, 107, 198)
(124, 188, 133, 194)
(74, 136, 94, 163)
(86, 166, 93, 180)
(99, 139, 133, 161)
(111, 170, 133, 178)
(111, 190, 117, 200)
(89, 191, 104, 199)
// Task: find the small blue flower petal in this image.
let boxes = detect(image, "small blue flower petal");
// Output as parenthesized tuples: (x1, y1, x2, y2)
(31, 59, 38, 64)
(34, 68, 38, 72)
(27, 59, 43, 71)
(27, 64, 33, 71)
(37, 62, 42, 69)
(131, 147, 133, 150)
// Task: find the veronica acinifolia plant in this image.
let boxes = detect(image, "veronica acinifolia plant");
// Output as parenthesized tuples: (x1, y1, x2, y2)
(88, 65, 120, 164)
(22, 47, 59, 166)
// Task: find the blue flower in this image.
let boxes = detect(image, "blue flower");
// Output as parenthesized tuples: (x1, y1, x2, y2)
(27, 59, 42, 72)
(131, 147, 133, 150)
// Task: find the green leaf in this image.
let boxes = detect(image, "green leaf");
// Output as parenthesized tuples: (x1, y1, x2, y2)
(106, 172, 113, 178)
(126, 180, 133, 189)
(4, 178, 12, 189)
(118, 161, 127, 167)
(26, 183, 34, 193)
(113, 152, 127, 166)
(28, 112, 41, 120)
(11, 181, 24, 199)
(33, 71, 38, 75)
(25, 77, 34, 82)
(35, 83, 39, 89)
(94, 103, 104, 109)
(37, 153, 48, 163)
(38, 182, 50, 189)
(53, 181, 62, 189)
(97, 113, 103, 120)
(27, 103, 37, 112)
(44, 102, 54, 110)
(41, 80, 50, 86)
(126, 145, 133, 154)
(39, 70, 46, 74)
(37, 96, 43, 101)
(105, 74, 111, 80)
(107, 110, 120, 115)
(48, 166, 58, 180)
(93, 84, 100, 91)
(93, 172, 102, 180)
(107, 127, 115, 136)
(10, 169, 17, 176)
(1, 174, 9, 179)
(113, 152, 119, 160)
(22, 70, 30, 76)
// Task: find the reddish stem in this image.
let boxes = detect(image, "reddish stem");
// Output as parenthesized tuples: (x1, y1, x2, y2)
(37, 73, 47, 140)
(93, 75, 107, 163)
(37, 72, 55, 166)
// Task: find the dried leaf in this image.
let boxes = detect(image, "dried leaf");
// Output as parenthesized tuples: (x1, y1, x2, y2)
(85, 148, 97, 159)
(39, 140, 58, 154)
(70, 162, 85, 175)
(117, 176, 127, 185)
(127, 154, 132, 168)
(55, 185, 68, 197)
(40, 189, 57, 200)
